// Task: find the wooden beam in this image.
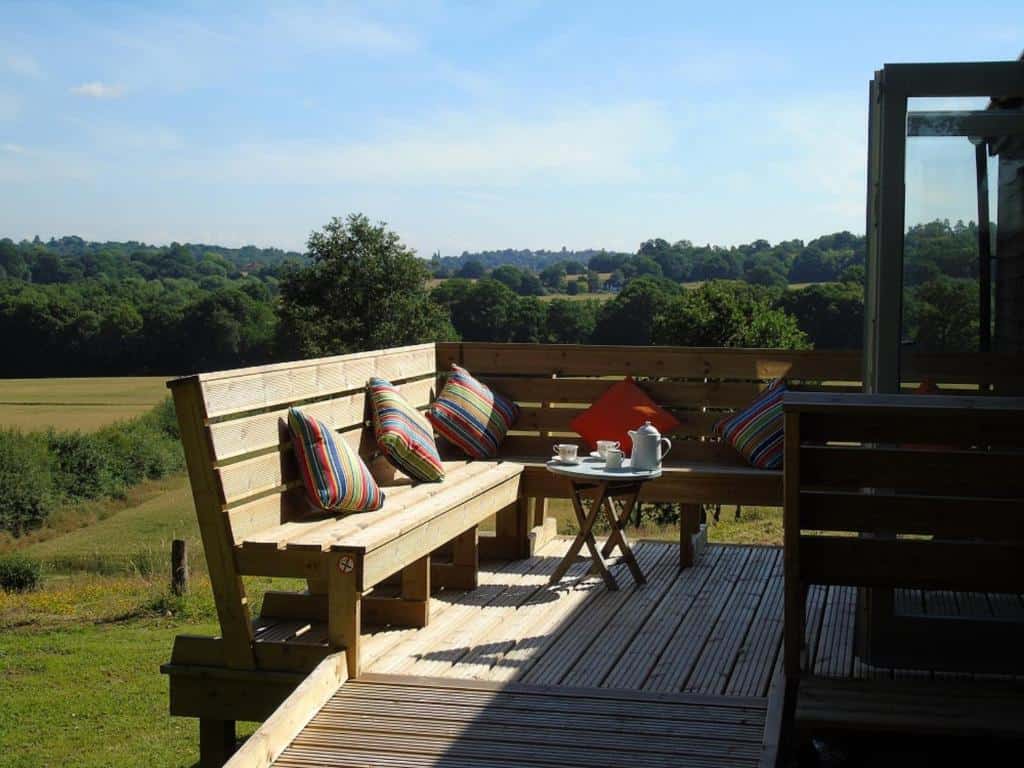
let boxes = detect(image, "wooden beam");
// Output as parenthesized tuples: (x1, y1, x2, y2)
(222, 652, 347, 768)
(171, 379, 256, 669)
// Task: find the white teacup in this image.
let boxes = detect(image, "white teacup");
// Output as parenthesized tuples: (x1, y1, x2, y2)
(553, 443, 579, 462)
(604, 448, 624, 469)
(596, 439, 620, 459)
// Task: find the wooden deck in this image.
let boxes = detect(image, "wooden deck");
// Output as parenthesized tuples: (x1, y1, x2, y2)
(356, 539, 1024, 692)
(239, 539, 1024, 767)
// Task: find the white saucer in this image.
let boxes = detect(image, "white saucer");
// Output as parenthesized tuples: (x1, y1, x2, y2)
(549, 455, 581, 465)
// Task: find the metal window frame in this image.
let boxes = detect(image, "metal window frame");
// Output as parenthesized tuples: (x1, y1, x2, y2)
(863, 61, 1024, 393)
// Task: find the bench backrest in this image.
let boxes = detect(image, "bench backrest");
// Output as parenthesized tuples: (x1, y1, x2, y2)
(781, 392, 1024, 683)
(438, 343, 1021, 466)
(168, 343, 437, 668)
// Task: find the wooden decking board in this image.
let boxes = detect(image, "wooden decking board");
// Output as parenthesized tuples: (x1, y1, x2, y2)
(813, 586, 856, 679)
(400, 548, 563, 678)
(988, 591, 1024, 618)
(642, 545, 753, 693)
(519, 543, 669, 686)
(439, 548, 594, 679)
(369, 547, 565, 675)
(685, 547, 778, 695)
(319, 694, 764, 740)
(725, 553, 783, 697)
(558, 543, 682, 688)
(602, 545, 725, 691)
(274, 675, 766, 768)
(954, 591, 992, 618)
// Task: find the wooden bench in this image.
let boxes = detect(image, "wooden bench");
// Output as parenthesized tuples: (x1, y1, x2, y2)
(162, 344, 527, 766)
(779, 393, 1024, 751)
(436, 342, 868, 569)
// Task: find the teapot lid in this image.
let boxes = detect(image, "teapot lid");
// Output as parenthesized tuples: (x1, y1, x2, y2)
(633, 420, 660, 436)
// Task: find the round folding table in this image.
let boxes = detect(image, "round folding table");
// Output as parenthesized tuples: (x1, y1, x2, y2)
(546, 457, 660, 590)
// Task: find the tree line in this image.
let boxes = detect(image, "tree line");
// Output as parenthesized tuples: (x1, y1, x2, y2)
(0, 215, 983, 376)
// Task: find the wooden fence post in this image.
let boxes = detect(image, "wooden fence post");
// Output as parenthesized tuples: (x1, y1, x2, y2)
(171, 539, 189, 596)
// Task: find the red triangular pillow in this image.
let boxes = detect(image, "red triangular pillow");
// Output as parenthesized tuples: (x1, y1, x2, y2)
(569, 377, 682, 453)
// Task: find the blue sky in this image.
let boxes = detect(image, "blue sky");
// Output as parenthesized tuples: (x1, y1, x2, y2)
(0, 2, 1020, 256)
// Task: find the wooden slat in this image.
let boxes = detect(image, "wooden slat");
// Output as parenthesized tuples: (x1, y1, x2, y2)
(275, 674, 767, 768)
(798, 490, 1024, 538)
(191, 343, 435, 419)
(514, 405, 723, 438)
(799, 536, 1024, 593)
(642, 546, 753, 693)
(222, 652, 346, 768)
(796, 676, 1024, 737)
(799, 444, 1024, 496)
(217, 429, 367, 507)
(170, 378, 256, 669)
(209, 377, 435, 462)
(441, 341, 863, 380)
(686, 548, 778, 695)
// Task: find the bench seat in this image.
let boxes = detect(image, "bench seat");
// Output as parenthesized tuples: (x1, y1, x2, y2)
(235, 459, 525, 589)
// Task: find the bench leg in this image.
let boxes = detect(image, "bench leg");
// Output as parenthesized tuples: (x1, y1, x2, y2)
(199, 718, 235, 768)
(328, 556, 362, 678)
(482, 497, 531, 560)
(679, 504, 702, 570)
(433, 527, 479, 590)
(364, 556, 431, 628)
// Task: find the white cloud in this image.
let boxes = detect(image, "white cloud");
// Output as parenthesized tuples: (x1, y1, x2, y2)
(6, 53, 42, 78)
(2, 142, 25, 153)
(206, 102, 673, 186)
(70, 81, 124, 99)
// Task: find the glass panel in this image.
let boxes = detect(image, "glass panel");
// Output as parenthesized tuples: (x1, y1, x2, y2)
(901, 97, 1024, 392)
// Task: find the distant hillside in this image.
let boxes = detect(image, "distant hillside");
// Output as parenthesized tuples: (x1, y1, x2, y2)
(15, 235, 305, 272)
(433, 247, 634, 274)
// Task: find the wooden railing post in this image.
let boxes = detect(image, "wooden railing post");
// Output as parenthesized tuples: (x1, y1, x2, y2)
(171, 539, 189, 596)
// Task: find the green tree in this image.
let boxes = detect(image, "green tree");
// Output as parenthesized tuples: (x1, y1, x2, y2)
(539, 263, 567, 292)
(566, 279, 581, 295)
(457, 260, 486, 279)
(490, 265, 524, 293)
(909, 277, 978, 352)
(653, 281, 809, 349)
(278, 214, 454, 357)
(593, 278, 677, 345)
(546, 299, 599, 344)
(778, 283, 863, 349)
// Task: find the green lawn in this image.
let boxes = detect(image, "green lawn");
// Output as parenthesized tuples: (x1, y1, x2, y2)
(0, 377, 168, 432)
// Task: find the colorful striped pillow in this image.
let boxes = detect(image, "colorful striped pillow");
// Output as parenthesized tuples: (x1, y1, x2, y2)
(426, 364, 519, 459)
(713, 379, 787, 470)
(368, 377, 445, 482)
(287, 407, 385, 513)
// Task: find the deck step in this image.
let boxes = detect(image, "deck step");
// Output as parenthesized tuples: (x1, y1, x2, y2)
(272, 673, 769, 768)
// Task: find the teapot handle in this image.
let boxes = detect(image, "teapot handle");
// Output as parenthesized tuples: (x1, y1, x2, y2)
(659, 437, 672, 460)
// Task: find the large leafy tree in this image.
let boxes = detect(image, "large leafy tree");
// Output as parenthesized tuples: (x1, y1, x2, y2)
(778, 283, 863, 349)
(653, 281, 809, 349)
(277, 214, 454, 357)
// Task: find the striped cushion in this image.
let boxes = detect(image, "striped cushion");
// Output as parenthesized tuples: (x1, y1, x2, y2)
(287, 407, 385, 513)
(368, 377, 445, 482)
(426, 365, 519, 459)
(714, 379, 787, 469)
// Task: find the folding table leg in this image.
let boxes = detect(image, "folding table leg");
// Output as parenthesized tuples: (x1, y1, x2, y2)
(550, 481, 617, 590)
(600, 489, 646, 585)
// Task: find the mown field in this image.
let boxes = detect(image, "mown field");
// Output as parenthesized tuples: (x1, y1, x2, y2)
(1, 377, 781, 767)
(0, 377, 168, 432)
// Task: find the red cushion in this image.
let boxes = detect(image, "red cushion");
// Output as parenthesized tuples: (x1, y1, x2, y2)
(569, 377, 682, 453)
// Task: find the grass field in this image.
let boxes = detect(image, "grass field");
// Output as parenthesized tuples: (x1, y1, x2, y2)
(0, 377, 168, 432)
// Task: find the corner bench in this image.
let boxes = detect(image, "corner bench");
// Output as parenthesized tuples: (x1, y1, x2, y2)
(162, 344, 528, 766)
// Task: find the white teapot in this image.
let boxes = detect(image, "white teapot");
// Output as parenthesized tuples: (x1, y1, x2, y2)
(628, 421, 672, 470)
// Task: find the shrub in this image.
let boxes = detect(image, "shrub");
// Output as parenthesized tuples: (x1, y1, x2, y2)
(47, 430, 117, 500)
(0, 553, 41, 592)
(0, 429, 56, 535)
